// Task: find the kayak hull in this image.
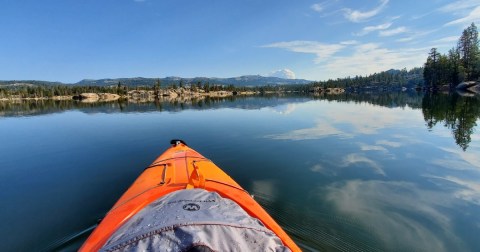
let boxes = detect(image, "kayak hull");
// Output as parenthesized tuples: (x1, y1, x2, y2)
(80, 141, 299, 251)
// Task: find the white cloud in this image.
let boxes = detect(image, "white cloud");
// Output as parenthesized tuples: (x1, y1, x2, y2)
(445, 6, 480, 26)
(438, 0, 480, 14)
(396, 37, 414, 42)
(340, 40, 359, 45)
(320, 43, 427, 80)
(311, 0, 337, 13)
(262, 41, 345, 63)
(379, 26, 408, 37)
(311, 3, 325, 12)
(262, 40, 429, 77)
(268, 69, 296, 79)
(343, 0, 389, 22)
(434, 36, 459, 44)
(355, 22, 392, 36)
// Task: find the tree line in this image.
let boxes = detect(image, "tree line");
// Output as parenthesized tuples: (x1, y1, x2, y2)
(308, 68, 424, 90)
(0, 80, 256, 99)
(424, 23, 479, 88)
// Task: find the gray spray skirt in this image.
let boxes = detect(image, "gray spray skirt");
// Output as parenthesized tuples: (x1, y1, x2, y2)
(100, 188, 290, 252)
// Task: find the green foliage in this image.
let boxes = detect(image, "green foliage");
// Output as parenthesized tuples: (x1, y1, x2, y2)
(307, 68, 423, 90)
(422, 93, 480, 150)
(424, 23, 480, 87)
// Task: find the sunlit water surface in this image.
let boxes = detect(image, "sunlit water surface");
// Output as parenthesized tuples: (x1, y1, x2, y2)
(0, 94, 479, 251)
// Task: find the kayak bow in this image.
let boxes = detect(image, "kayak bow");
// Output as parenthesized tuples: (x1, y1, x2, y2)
(80, 140, 300, 251)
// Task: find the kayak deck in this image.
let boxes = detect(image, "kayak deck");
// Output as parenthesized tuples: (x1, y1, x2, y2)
(80, 141, 299, 251)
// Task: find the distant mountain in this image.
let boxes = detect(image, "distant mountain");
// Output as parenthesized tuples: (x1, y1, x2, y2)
(0, 80, 64, 87)
(74, 75, 312, 87)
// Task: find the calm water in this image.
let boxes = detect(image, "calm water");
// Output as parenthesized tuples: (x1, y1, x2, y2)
(1, 93, 479, 251)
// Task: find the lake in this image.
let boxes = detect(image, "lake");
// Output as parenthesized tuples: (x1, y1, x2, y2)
(1, 92, 479, 251)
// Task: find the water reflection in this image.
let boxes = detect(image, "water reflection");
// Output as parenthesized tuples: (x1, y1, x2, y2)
(0, 95, 311, 117)
(1, 92, 478, 152)
(323, 180, 466, 252)
(265, 98, 422, 141)
(422, 93, 480, 151)
(340, 153, 385, 176)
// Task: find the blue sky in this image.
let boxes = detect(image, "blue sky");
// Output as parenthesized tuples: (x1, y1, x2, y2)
(1, 0, 479, 83)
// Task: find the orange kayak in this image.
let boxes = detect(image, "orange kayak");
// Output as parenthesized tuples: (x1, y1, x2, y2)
(80, 140, 300, 251)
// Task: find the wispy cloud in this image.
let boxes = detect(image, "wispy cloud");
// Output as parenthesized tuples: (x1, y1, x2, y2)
(434, 36, 459, 43)
(438, 0, 480, 14)
(320, 43, 427, 80)
(411, 11, 435, 20)
(379, 26, 408, 37)
(397, 37, 414, 42)
(340, 40, 359, 45)
(355, 22, 392, 36)
(311, 3, 325, 12)
(311, 0, 337, 13)
(444, 6, 480, 26)
(395, 28, 440, 44)
(343, 0, 389, 22)
(262, 41, 345, 63)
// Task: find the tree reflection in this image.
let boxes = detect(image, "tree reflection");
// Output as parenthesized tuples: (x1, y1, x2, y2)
(2, 92, 479, 151)
(422, 93, 480, 151)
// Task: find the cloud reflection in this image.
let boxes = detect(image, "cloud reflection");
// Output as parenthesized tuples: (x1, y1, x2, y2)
(376, 139, 402, 147)
(266, 121, 347, 140)
(267, 103, 297, 115)
(341, 153, 385, 176)
(266, 102, 423, 141)
(324, 180, 466, 251)
(426, 175, 480, 206)
(310, 163, 338, 176)
(359, 143, 388, 152)
(441, 147, 480, 168)
(432, 147, 480, 171)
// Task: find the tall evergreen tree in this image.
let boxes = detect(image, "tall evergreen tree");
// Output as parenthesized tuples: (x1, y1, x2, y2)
(458, 23, 479, 80)
(424, 23, 479, 88)
(424, 48, 441, 87)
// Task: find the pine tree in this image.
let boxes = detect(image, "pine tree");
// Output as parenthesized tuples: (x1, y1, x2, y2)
(458, 23, 479, 80)
(424, 48, 441, 87)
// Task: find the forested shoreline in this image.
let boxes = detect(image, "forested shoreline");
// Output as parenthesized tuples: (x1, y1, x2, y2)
(424, 23, 479, 88)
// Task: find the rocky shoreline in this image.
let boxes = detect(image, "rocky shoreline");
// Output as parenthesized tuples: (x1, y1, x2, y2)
(0, 88, 260, 102)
